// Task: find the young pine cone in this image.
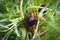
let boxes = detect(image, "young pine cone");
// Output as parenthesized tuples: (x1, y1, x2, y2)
(24, 3, 46, 38)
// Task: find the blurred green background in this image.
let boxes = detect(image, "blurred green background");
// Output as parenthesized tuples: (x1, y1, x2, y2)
(0, 0, 60, 40)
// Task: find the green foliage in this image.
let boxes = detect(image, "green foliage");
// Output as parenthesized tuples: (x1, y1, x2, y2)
(0, 0, 60, 40)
